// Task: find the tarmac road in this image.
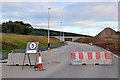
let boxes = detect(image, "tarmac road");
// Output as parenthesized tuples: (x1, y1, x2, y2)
(2, 42, 119, 78)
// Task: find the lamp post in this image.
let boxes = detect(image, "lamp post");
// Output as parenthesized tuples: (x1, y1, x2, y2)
(61, 22, 64, 45)
(62, 29, 64, 44)
(60, 22, 62, 45)
(48, 8, 51, 49)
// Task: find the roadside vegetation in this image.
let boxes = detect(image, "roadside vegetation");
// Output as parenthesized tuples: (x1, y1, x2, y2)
(1, 33, 60, 54)
(1, 21, 91, 37)
(2, 21, 33, 35)
(75, 38, 120, 57)
(0, 20, 91, 54)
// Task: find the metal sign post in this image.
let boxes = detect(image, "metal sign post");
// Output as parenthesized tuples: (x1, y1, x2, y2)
(22, 42, 39, 70)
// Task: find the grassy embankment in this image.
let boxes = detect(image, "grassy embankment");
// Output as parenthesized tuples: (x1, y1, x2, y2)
(0, 33, 60, 54)
(75, 38, 120, 57)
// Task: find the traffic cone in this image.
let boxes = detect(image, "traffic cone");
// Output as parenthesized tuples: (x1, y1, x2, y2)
(37, 52, 43, 71)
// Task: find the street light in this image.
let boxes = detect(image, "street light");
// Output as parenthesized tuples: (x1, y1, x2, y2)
(48, 8, 51, 50)
(62, 28, 64, 44)
(60, 22, 62, 45)
(61, 22, 64, 45)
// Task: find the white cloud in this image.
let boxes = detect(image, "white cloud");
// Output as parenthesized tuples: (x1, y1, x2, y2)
(32, 22, 48, 27)
(51, 8, 68, 19)
(70, 3, 118, 21)
(73, 20, 97, 27)
(98, 21, 118, 31)
(91, 5, 118, 20)
(105, 23, 118, 29)
(2, 2, 118, 36)
(32, 21, 60, 29)
(12, 12, 22, 17)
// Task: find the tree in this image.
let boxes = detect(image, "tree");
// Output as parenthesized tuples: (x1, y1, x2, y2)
(2, 21, 33, 35)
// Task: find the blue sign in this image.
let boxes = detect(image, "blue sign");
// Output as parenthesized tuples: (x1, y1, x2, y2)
(26, 42, 39, 54)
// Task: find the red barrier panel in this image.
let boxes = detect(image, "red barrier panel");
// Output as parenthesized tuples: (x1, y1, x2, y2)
(88, 52, 92, 60)
(71, 52, 76, 60)
(105, 52, 111, 59)
(78, 52, 83, 60)
(96, 52, 101, 60)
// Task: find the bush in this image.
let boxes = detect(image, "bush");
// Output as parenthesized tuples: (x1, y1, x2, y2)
(2, 21, 33, 35)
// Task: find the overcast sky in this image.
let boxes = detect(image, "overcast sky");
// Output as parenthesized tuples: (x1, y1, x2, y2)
(1, 0, 118, 36)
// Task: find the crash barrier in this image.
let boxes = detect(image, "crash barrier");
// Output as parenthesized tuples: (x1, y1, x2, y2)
(0, 54, 8, 60)
(8, 52, 36, 66)
(70, 51, 112, 65)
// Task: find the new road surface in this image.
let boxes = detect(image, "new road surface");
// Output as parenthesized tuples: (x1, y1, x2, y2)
(1, 42, 119, 78)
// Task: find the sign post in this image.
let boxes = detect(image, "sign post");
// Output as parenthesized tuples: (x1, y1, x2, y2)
(22, 42, 39, 70)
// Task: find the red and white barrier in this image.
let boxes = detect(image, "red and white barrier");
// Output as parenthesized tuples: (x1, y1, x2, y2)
(70, 51, 112, 65)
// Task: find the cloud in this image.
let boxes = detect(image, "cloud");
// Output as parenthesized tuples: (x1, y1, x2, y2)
(51, 8, 68, 20)
(2, 2, 118, 22)
(73, 20, 97, 27)
(33, 23, 48, 27)
(1, 2, 118, 36)
(65, 2, 118, 22)
(98, 21, 118, 31)
(105, 22, 118, 29)
(79, 28, 100, 36)
(32, 20, 61, 29)
(89, 4, 118, 21)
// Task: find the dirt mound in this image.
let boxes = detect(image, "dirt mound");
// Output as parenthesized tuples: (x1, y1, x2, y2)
(74, 38, 120, 57)
(95, 27, 118, 38)
(75, 27, 119, 56)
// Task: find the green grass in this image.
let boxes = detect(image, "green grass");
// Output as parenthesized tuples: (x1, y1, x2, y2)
(0, 50, 12, 54)
(1, 33, 60, 54)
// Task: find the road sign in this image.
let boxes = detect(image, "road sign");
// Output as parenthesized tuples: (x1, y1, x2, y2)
(29, 42, 37, 50)
(22, 42, 39, 70)
(26, 42, 39, 54)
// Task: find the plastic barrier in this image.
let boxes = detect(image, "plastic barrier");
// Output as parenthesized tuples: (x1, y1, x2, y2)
(70, 51, 112, 65)
(37, 52, 44, 71)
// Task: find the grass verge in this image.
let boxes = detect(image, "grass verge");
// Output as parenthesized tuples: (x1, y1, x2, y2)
(1, 33, 60, 54)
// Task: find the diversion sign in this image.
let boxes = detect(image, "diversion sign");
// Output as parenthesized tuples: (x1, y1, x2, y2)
(26, 42, 39, 53)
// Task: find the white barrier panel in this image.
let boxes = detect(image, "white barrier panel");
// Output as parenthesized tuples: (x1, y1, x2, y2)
(70, 51, 112, 65)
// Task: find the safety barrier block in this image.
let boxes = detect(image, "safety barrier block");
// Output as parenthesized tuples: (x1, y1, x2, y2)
(70, 51, 112, 65)
(8, 53, 36, 66)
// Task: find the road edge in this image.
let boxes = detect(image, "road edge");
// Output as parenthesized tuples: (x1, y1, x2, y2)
(111, 53, 120, 60)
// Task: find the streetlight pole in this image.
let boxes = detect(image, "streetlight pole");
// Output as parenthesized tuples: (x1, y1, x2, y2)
(48, 8, 51, 50)
(60, 22, 62, 46)
(61, 22, 64, 45)
(63, 29, 64, 44)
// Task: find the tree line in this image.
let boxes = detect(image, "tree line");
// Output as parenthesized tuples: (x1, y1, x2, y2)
(1, 20, 92, 37)
(2, 21, 33, 35)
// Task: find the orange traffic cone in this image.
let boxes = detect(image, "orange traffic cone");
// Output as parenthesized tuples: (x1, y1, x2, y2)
(38, 52, 43, 71)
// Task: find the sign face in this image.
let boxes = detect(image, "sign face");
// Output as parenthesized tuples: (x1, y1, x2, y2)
(26, 42, 39, 54)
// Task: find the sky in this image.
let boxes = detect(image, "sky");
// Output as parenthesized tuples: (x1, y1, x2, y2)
(1, 0, 119, 36)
